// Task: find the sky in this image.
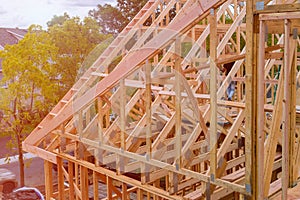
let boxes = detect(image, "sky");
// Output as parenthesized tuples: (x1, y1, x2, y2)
(0, 0, 116, 29)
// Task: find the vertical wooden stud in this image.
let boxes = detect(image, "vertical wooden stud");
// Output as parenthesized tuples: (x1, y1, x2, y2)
(282, 18, 291, 200)
(44, 160, 53, 200)
(209, 8, 218, 199)
(57, 157, 65, 200)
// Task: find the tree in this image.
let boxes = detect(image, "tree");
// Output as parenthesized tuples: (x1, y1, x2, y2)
(0, 25, 60, 187)
(117, 0, 147, 22)
(89, 0, 147, 35)
(89, 4, 126, 35)
(48, 16, 111, 95)
(47, 12, 70, 27)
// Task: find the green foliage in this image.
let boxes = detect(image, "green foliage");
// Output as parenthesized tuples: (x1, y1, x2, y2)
(117, 0, 147, 21)
(47, 12, 70, 27)
(0, 24, 60, 147)
(89, 0, 147, 35)
(89, 4, 126, 35)
(0, 13, 112, 186)
(48, 16, 112, 95)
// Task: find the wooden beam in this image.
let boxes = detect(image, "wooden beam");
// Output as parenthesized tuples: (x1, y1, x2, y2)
(107, 176, 113, 200)
(93, 171, 99, 200)
(145, 61, 152, 157)
(57, 157, 65, 200)
(142, 60, 152, 184)
(259, 11, 300, 21)
(245, 1, 259, 198)
(282, 18, 291, 200)
(122, 183, 128, 200)
(216, 54, 245, 66)
(80, 165, 89, 200)
(209, 7, 218, 189)
(174, 36, 182, 169)
(44, 161, 53, 200)
(257, 18, 266, 198)
(68, 161, 75, 200)
(289, 35, 297, 186)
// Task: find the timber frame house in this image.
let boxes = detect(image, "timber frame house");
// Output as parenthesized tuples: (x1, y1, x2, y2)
(23, 0, 300, 199)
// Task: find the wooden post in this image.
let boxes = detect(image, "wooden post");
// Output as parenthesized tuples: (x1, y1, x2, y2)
(59, 124, 66, 153)
(44, 160, 53, 200)
(145, 60, 152, 158)
(122, 182, 128, 200)
(117, 78, 126, 175)
(120, 78, 126, 151)
(282, 18, 291, 200)
(78, 110, 83, 140)
(80, 165, 89, 200)
(209, 8, 217, 198)
(74, 142, 79, 200)
(257, 19, 265, 198)
(93, 171, 99, 200)
(96, 97, 104, 165)
(57, 157, 65, 200)
(137, 188, 143, 200)
(142, 60, 152, 184)
(245, 0, 260, 199)
(175, 36, 182, 168)
(0, 185, 2, 200)
(172, 36, 182, 194)
(289, 30, 297, 186)
(107, 176, 113, 200)
(68, 161, 75, 200)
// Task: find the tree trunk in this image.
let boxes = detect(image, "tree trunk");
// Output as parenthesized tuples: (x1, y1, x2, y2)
(17, 133, 25, 187)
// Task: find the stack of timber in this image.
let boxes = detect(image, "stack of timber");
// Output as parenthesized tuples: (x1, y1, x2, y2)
(23, 0, 300, 199)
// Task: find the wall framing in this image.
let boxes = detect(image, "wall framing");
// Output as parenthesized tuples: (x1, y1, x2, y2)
(23, 0, 300, 199)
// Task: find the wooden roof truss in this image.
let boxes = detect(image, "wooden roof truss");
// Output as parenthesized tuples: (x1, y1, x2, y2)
(23, 0, 300, 199)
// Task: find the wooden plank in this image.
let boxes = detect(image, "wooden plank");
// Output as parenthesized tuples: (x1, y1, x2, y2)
(121, 183, 128, 200)
(209, 7, 218, 184)
(174, 36, 182, 171)
(259, 11, 300, 21)
(216, 54, 245, 66)
(259, 3, 300, 14)
(68, 161, 75, 200)
(257, 19, 266, 198)
(57, 157, 65, 200)
(282, 19, 291, 200)
(22, 143, 56, 163)
(117, 78, 126, 175)
(93, 171, 99, 200)
(290, 37, 298, 186)
(80, 165, 89, 200)
(107, 176, 113, 200)
(245, 0, 259, 198)
(44, 161, 53, 200)
(96, 97, 104, 165)
(145, 61, 152, 157)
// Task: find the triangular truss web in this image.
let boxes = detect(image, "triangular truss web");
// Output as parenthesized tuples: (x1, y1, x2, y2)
(23, 0, 300, 199)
